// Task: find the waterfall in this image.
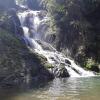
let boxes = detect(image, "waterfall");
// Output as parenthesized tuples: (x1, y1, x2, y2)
(18, 10, 95, 77)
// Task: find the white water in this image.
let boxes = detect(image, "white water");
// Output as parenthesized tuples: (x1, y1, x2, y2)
(18, 10, 95, 77)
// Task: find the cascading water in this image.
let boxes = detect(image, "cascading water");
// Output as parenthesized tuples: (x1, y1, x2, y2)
(18, 10, 95, 77)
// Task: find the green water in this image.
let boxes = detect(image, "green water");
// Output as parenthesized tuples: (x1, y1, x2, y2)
(0, 77, 100, 100)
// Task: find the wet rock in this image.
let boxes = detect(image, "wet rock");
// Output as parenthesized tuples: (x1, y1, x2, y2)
(65, 59, 71, 65)
(90, 65, 100, 73)
(16, 5, 28, 11)
(26, 0, 43, 10)
(46, 34, 56, 43)
(54, 67, 70, 78)
(37, 40, 56, 51)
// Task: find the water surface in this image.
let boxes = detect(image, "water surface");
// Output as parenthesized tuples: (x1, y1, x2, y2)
(0, 77, 100, 100)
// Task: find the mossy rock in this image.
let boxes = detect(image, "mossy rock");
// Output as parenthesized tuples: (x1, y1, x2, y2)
(44, 63, 54, 69)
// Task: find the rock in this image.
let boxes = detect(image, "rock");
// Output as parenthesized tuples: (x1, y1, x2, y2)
(0, 28, 54, 88)
(46, 34, 56, 43)
(59, 67, 70, 77)
(65, 59, 71, 65)
(37, 40, 56, 51)
(90, 65, 100, 73)
(26, 0, 43, 10)
(54, 67, 70, 78)
(16, 5, 28, 11)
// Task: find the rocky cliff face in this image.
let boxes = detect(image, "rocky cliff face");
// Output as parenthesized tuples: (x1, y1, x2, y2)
(0, 9, 54, 88)
(0, 27, 54, 88)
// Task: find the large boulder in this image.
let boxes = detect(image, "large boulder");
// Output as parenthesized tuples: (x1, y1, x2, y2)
(54, 67, 70, 78)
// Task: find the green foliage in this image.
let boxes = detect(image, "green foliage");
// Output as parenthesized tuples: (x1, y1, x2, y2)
(85, 58, 99, 69)
(85, 58, 95, 69)
(44, 63, 54, 69)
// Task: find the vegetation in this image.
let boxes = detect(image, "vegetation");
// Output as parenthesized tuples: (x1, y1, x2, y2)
(40, 0, 100, 71)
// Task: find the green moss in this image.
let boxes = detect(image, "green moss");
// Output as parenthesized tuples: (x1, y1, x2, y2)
(85, 58, 99, 69)
(85, 58, 94, 69)
(44, 63, 54, 69)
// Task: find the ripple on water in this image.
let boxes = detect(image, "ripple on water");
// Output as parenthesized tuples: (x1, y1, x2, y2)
(0, 77, 100, 100)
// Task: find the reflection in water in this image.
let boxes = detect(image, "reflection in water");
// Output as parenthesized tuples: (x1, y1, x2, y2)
(0, 77, 100, 100)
